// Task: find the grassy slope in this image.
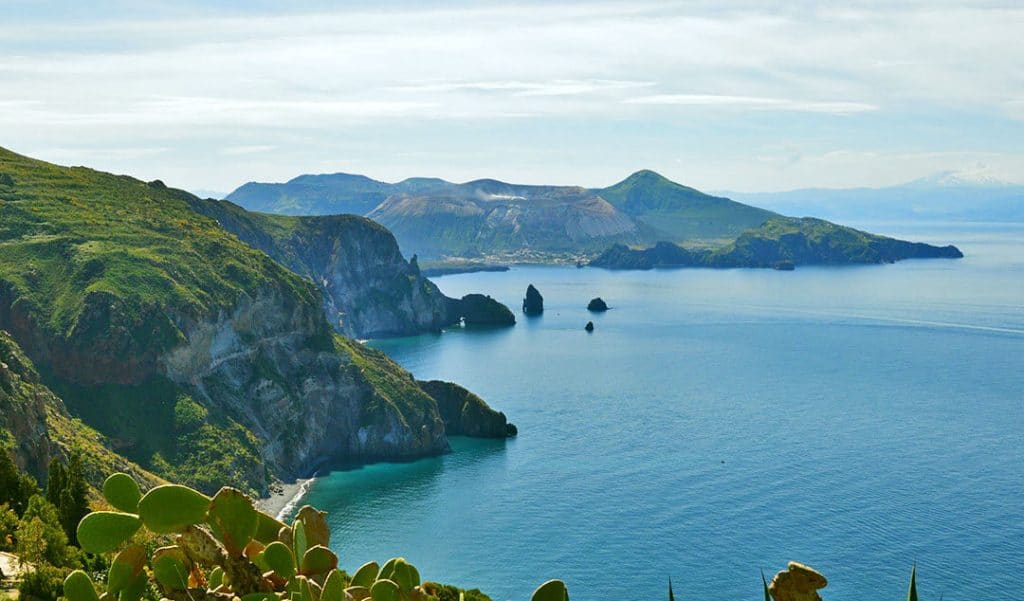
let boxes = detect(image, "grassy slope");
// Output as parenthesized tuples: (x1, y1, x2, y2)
(0, 147, 318, 357)
(0, 147, 448, 492)
(597, 170, 778, 241)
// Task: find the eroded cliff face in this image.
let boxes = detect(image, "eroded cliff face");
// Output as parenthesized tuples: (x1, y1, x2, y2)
(186, 199, 459, 339)
(159, 286, 449, 491)
(0, 330, 53, 479)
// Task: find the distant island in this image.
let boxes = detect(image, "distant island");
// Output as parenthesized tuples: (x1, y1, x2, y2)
(225, 169, 964, 270)
(589, 217, 963, 270)
(226, 169, 776, 261)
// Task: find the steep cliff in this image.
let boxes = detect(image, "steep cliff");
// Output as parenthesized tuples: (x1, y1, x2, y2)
(186, 198, 457, 339)
(0, 147, 509, 495)
(0, 330, 162, 489)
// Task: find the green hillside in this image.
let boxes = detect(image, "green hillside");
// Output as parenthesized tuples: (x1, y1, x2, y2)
(596, 170, 779, 241)
(0, 147, 510, 495)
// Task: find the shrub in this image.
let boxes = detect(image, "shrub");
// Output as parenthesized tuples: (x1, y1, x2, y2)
(18, 565, 70, 601)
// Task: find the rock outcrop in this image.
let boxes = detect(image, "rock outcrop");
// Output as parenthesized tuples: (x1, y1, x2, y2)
(523, 284, 544, 315)
(417, 380, 517, 438)
(450, 294, 516, 326)
(584, 321, 594, 332)
(587, 297, 608, 312)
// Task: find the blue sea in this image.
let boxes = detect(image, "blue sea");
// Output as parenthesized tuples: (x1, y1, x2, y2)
(297, 222, 1023, 600)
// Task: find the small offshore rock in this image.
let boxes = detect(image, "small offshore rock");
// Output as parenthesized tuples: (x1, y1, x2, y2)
(768, 562, 827, 601)
(587, 297, 608, 312)
(523, 284, 544, 315)
(584, 321, 594, 332)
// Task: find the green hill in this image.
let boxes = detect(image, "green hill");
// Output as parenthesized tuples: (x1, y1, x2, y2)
(0, 147, 512, 494)
(595, 170, 779, 241)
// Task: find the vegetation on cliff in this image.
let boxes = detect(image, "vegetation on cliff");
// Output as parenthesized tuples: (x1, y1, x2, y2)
(590, 217, 963, 270)
(417, 380, 517, 438)
(0, 147, 514, 496)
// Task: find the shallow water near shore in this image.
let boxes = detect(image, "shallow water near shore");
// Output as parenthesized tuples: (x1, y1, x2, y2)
(297, 222, 1023, 601)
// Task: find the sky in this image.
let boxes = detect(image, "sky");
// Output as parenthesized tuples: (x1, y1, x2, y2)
(2, 0, 1024, 194)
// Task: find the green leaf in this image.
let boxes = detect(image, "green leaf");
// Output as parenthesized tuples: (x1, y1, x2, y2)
(531, 579, 569, 601)
(668, 577, 675, 601)
(137, 484, 210, 534)
(907, 564, 918, 601)
(350, 561, 379, 589)
(301, 545, 338, 576)
(255, 511, 287, 544)
(370, 579, 401, 601)
(76, 511, 142, 554)
(320, 569, 346, 601)
(64, 570, 100, 601)
(102, 473, 142, 513)
(263, 540, 297, 580)
(208, 566, 225, 590)
(294, 506, 330, 548)
(152, 546, 190, 592)
(107, 544, 146, 594)
(208, 487, 258, 556)
(761, 570, 770, 601)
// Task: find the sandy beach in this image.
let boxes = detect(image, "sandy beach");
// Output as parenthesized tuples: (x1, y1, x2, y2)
(256, 478, 314, 521)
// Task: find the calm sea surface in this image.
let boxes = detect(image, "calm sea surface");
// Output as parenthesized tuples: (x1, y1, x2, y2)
(298, 222, 1023, 600)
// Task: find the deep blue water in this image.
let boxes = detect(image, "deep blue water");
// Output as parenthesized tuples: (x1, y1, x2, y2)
(299, 223, 1023, 600)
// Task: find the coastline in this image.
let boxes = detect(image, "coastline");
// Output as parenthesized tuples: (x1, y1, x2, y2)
(257, 477, 315, 520)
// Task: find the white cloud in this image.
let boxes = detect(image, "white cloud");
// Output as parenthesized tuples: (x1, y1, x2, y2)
(623, 94, 879, 114)
(1, 1, 1022, 190)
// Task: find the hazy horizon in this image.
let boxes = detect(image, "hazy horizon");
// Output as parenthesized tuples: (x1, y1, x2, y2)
(4, 1, 1024, 194)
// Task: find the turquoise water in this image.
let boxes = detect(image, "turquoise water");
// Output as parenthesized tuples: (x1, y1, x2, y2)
(299, 223, 1023, 600)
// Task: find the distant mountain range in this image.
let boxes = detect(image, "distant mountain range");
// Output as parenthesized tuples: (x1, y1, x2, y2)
(226, 170, 778, 260)
(721, 173, 1024, 223)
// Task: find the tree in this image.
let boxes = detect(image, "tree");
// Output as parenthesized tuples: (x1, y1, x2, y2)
(0, 447, 39, 515)
(17, 495, 68, 567)
(45, 453, 89, 546)
(0, 503, 18, 551)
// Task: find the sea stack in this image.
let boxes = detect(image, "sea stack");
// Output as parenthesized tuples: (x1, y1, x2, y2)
(523, 284, 544, 315)
(587, 297, 608, 312)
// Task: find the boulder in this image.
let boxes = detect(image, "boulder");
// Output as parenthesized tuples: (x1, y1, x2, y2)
(584, 321, 594, 332)
(587, 297, 608, 312)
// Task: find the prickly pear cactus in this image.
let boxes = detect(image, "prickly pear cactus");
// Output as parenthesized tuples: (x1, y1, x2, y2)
(768, 561, 828, 601)
(65, 472, 569, 601)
